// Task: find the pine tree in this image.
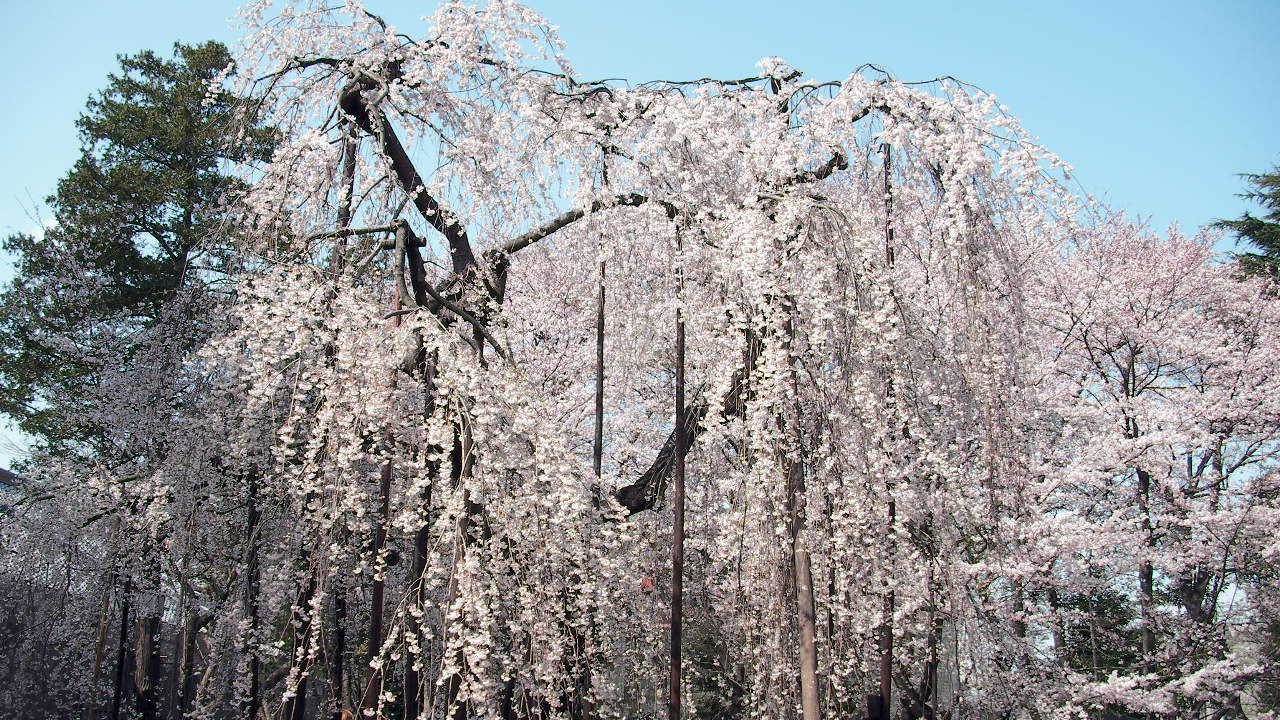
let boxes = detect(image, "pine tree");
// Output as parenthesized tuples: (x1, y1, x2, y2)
(1215, 165, 1280, 279)
(0, 41, 273, 448)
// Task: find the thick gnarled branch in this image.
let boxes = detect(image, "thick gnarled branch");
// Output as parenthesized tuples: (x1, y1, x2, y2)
(614, 368, 747, 515)
(339, 75, 477, 274)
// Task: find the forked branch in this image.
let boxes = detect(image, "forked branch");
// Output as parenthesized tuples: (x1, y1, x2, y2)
(338, 74, 478, 274)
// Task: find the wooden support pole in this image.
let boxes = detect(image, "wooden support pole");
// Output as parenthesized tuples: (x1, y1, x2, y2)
(669, 229, 686, 720)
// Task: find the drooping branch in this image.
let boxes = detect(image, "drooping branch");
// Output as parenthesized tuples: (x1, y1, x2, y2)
(614, 368, 747, 515)
(394, 224, 411, 310)
(615, 397, 702, 516)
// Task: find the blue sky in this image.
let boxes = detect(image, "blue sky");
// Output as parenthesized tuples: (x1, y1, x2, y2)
(1, 0, 1277, 467)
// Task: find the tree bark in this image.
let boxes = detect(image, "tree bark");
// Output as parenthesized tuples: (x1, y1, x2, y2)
(594, 258, 605, 480)
(176, 612, 213, 717)
(109, 576, 131, 720)
(795, 549, 819, 720)
(136, 597, 162, 720)
(783, 300, 820, 720)
(359, 268, 403, 715)
(1137, 466, 1156, 659)
(243, 469, 262, 720)
(84, 568, 115, 720)
(336, 126, 357, 243)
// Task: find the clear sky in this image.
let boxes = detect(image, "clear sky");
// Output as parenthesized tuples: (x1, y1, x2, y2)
(1, 0, 1277, 468)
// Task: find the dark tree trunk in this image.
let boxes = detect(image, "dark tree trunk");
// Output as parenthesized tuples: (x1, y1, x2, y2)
(1137, 465, 1155, 659)
(177, 613, 211, 716)
(780, 299, 820, 720)
(403, 520, 430, 720)
(137, 608, 162, 720)
(358, 455, 393, 713)
(282, 568, 319, 720)
(84, 569, 115, 720)
(109, 576, 131, 720)
(332, 585, 347, 719)
(243, 470, 262, 720)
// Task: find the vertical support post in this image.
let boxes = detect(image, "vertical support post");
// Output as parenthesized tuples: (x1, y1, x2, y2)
(330, 126, 357, 719)
(85, 553, 117, 720)
(878, 143, 897, 719)
(243, 470, 261, 720)
(594, 256, 606, 480)
(360, 225, 406, 715)
(669, 228, 686, 720)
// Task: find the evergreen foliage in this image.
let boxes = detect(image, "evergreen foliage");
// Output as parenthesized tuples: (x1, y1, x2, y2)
(0, 41, 273, 447)
(1216, 165, 1280, 279)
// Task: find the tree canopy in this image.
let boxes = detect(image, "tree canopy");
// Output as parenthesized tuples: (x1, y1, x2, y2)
(1216, 165, 1280, 280)
(0, 40, 273, 447)
(0, 3, 1277, 720)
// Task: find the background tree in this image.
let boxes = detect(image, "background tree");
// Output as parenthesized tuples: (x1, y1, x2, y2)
(1215, 164, 1280, 714)
(0, 39, 272, 720)
(0, 40, 273, 448)
(1215, 165, 1280, 280)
